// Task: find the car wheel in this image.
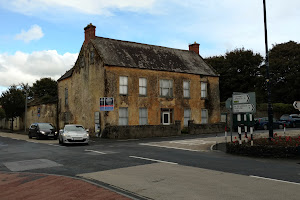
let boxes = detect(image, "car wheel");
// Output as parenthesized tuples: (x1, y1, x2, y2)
(263, 125, 268, 130)
(279, 124, 283, 129)
(36, 134, 40, 140)
(59, 137, 62, 144)
(28, 133, 32, 139)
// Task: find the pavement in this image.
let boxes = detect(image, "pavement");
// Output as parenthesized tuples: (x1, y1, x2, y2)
(1, 128, 300, 200)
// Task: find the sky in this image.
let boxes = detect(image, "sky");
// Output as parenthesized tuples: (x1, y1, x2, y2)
(0, 0, 299, 95)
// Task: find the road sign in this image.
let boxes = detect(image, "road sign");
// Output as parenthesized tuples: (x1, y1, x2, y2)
(233, 104, 255, 113)
(225, 98, 232, 110)
(293, 101, 300, 110)
(233, 94, 250, 104)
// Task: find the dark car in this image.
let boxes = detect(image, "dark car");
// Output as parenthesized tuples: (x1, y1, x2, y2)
(279, 114, 300, 128)
(254, 117, 284, 130)
(28, 123, 58, 140)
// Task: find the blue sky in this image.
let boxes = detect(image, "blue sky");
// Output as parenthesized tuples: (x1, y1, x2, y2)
(0, 0, 299, 94)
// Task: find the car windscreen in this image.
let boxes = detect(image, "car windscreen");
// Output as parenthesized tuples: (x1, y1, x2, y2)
(65, 126, 85, 132)
(38, 124, 54, 129)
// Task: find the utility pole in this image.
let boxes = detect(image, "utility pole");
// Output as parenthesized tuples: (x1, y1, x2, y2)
(24, 91, 28, 132)
(263, 0, 274, 139)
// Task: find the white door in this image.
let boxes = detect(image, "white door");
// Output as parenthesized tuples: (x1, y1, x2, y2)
(162, 111, 170, 125)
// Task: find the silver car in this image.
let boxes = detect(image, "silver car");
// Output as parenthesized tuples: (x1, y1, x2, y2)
(59, 124, 89, 145)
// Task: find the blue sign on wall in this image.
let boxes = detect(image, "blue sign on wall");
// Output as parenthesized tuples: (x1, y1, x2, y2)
(100, 97, 114, 111)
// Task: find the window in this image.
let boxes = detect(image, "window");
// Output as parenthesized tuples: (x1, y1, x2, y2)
(65, 88, 68, 106)
(119, 108, 128, 125)
(183, 81, 190, 98)
(201, 109, 208, 124)
(160, 79, 173, 97)
(139, 108, 148, 125)
(90, 51, 94, 64)
(184, 109, 191, 127)
(201, 82, 207, 98)
(119, 76, 128, 95)
(139, 78, 147, 96)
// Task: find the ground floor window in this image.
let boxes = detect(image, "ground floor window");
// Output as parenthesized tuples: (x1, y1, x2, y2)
(184, 108, 191, 127)
(201, 109, 208, 124)
(161, 108, 173, 125)
(119, 108, 128, 125)
(139, 108, 148, 125)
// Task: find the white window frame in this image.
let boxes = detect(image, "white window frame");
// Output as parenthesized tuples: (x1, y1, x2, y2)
(183, 80, 190, 98)
(139, 78, 147, 96)
(160, 79, 173, 97)
(119, 76, 128, 95)
(119, 108, 128, 125)
(201, 82, 207, 98)
(184, 108, 191, 127)
(201, 109, 208, 124)
(139, 108, 148, 125)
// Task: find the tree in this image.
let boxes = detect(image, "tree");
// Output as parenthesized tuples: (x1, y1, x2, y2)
(266, 41, 300, 103)
(0, 107, 5, 120)
(31, 78, 58, 103)
(205, 48, 263, 102)
(0, 85, 25, 131)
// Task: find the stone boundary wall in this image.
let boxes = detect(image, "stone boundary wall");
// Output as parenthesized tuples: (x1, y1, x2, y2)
(188, 120, 225, 135)
(102, 121, 181, 139)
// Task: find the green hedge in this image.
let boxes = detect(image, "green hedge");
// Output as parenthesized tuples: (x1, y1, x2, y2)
(257, 103, 297, 114)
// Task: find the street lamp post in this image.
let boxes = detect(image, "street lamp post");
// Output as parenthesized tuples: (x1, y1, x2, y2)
(263, 0, 274, 139)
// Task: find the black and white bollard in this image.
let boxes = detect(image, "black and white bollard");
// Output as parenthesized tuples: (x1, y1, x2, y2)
(250, 126, 254, 146)
(284, 123, 286, 135)
(244, 126, 248, 143)
(238, 126, 242, 144)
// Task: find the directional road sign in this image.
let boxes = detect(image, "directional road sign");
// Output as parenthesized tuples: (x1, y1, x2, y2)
(233, 104, 255, 113)
(293, 101, 300, 111)
(233, 94, 250, 104)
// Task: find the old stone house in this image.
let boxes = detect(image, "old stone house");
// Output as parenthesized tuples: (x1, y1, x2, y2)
(57, 23, 220, 136)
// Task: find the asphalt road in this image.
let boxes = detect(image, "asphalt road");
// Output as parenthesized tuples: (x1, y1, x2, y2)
(1, 130, 300, 199)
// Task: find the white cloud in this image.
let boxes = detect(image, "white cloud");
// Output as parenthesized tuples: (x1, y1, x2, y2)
(0, 0, 157, 16)
(15, 25, 44, 43)
(0, 50, 78, 89)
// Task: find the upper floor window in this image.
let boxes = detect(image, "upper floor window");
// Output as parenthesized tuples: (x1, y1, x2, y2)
(119, 76, 128, 95)
(160, 79, 173, 97)
(183, 81, 190, 98)
(201, 109, 208, 124)
(201, 82, 207, 98)
(65, 88, 68, 106)
(90, 51, 94, 64)
(139, 108, 148, 125)
(119, 107, 128, 125)
(184, 108, 191, 127)
(139, 78, 147, 96)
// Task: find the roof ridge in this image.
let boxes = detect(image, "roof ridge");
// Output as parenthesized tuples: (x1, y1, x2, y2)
(94, 36, 190, 52)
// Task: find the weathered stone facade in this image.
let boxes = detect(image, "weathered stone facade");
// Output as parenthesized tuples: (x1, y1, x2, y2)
(58, 24, 221, 135)
(26, 103, 57, 129)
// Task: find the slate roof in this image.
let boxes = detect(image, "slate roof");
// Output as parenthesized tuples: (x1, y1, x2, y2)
(58, 37, 218, 81)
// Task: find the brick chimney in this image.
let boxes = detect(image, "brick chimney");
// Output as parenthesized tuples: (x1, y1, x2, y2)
(84, 23, 96, 44)
(189, 42, 200, 54)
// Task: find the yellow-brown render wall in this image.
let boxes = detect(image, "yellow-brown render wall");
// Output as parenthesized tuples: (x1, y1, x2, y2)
(58, 44, 106, 131)
(105, 66, 220, 129)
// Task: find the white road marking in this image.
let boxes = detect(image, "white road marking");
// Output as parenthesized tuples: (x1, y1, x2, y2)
(85, 149, 106, 154)
(169, 139, 215, 145)
(139, 143, 208, 152)
(129, 156, 178, 165)
(250, 175, 300, 185)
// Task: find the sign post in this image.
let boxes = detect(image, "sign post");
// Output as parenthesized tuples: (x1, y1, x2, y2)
(232, 92, 256, 145)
